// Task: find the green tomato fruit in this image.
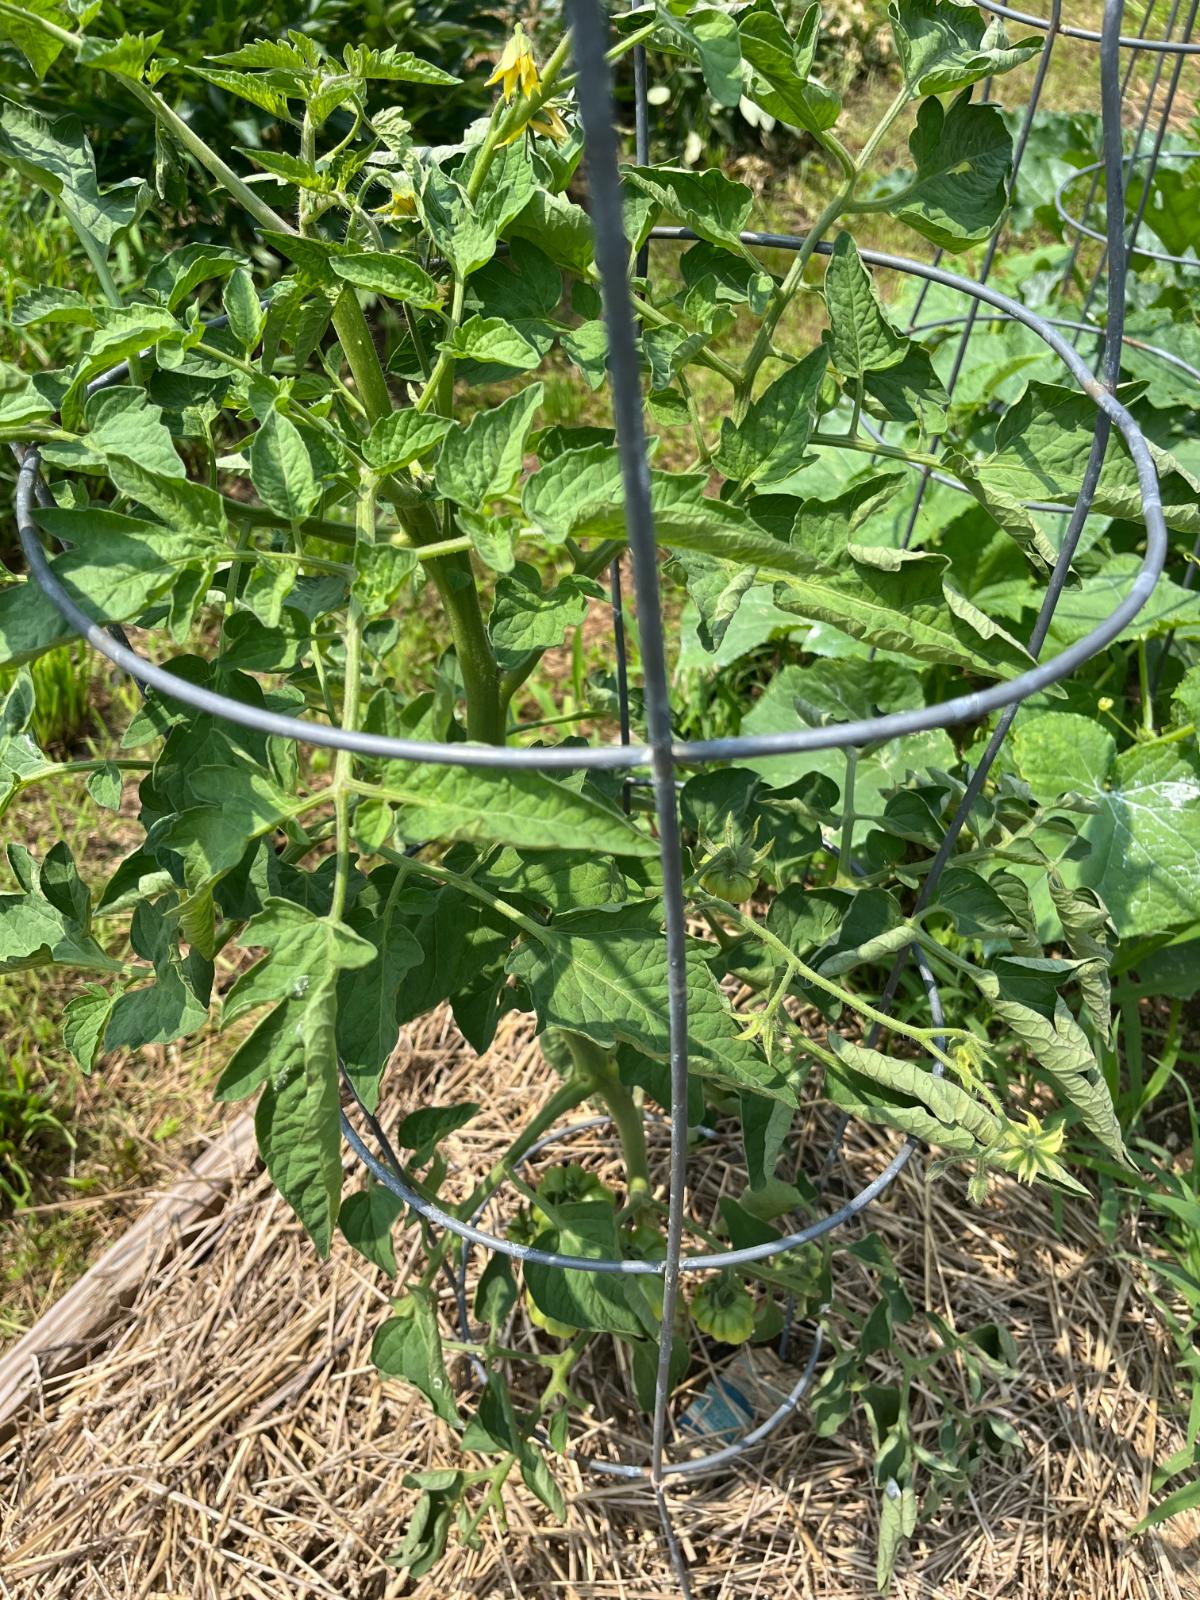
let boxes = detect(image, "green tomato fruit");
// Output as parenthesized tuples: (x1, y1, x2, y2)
(691, 1271, 756, 1345)
(532, 1162, 615, 1229)
(526, 1298, 577, 1340)
(698, 863, 758, 903)
(693, 815, 771, 904)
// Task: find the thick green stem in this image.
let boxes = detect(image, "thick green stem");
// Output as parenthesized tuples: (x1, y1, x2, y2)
(562, 1033, 651, 1204)
(734, 83, 913, 418)
(330, 291, 393, 426)
(810, 429, 944, 471)
(1137, 640, 1155, 735)
(369, 842, 551, 943)
(413, 527, 504, 744)
(417, 1074, 592, 1287)
(856, 85, 913, 174)
(736, 184, 852, 414)
(837, 748, 858, 886)
(413, 273, 466, 416)
(847, 373, 864, 439)
(328, 487, 371, 924)
(331, 296, 501, 741)
(77, 231, 140, 382)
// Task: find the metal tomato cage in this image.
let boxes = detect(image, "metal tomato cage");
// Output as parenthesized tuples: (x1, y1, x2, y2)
(9, 0, 1194, 1588)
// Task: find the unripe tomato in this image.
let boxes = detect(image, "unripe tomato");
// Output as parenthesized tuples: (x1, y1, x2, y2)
(690, 1271, 756, 1345)
(698, 863, 758, 903)
(526, 1299, 577, 1339)
(693, 816, 771, 904)
(532, 1163, 615, 1230)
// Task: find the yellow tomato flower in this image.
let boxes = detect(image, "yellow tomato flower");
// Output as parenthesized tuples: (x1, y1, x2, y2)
(372, 182, 417, 219)
(487, 24, 540, 102)
(529, 104, 569, 143)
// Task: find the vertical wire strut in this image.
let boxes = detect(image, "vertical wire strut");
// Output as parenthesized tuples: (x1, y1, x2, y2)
(1075, 0, 1192, 338)
(866, 0, 1132, 1039)
(566, 0, 695, 1579)
(1123, 0, 1200, 257)
(891, 0, 1063, 552)
(609, 0, 653, 816)
(1059, 0, 1157, 295)
(1131, 0, 1199, 693)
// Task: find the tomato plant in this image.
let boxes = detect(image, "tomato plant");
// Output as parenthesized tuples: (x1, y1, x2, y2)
(2, 0, 1200, 1584)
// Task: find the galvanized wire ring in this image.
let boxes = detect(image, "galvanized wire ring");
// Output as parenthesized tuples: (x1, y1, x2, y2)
(450, 1112, 826, 1480)
(13, 241, 1169, 775)
(977, 0, 1200, 49)
(1056, 148, 1200, 268)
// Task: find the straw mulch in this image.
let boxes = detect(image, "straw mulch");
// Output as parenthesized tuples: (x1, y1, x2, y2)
(0, 1007, 1196, 1600)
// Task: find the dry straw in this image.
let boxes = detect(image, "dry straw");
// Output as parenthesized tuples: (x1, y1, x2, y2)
(0, 1008, 1195, 1599)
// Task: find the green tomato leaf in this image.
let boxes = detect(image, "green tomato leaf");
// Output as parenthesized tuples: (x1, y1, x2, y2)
(625, 165, 754, 257)
(62, 984, 115, 1073)
(435, 383, 544, 511)
(330, 251, 441, 307)
(438, 316, 542, 372)
(368, 762, 656, 858)
(739, 0, 841, 133)
(250, 409, 320, 524)
(336, 866, 425, 1110)
(84, 761, 123, 812)
(371, 1288, 463, 1426)
(509, 906, 800, 1104)
(342, 43, 460, 84)
(890, 0, 1041, 96)
(771, 494, 1032, 677)
(363, 410, 453, 476)
(252, 961, 351, 1256)
(10, 286, 93, 329)
(973, 381, 1200, 540)
(339, 1179, 407, 1273)
(653, 0, 744, 108)
(105, 456, 231, 543)
(416, 164, 497, 279)
(0, 0, 71, 77)
(524, 444, 889, 578)
(223, 267, 262, 352)
(715, 345, 828, 487)
(475, 1252, 518, 1330)
(488, 563, 604, 669)
(524, 1202, 644, 1335)
(1012, 712, 1200, 939)
(59, 309, 180, 429)
(0, 841, 124, 976)
(1, 508, 208, 670)
(507, 188, 595, 275)
(825, 1040, 999, 1158)
(823, 232, 908, 379)
(0, 670, 59, 816)
(0, 100, 147, 260)
(223, 898, 376, 1027)
(1044, 555, 1200, 646)
(103, 897, 212, 1051)
(144, 242, 242, 310)
(1047, 872, 1116, 1042)
(890, 92, 1013, 253)
(992, 996, 1126, 1164)
(40, 386, 184, 482)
